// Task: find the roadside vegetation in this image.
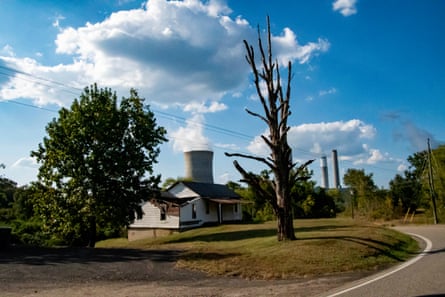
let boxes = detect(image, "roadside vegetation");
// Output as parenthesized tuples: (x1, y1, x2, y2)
(97, 218, 419, 280)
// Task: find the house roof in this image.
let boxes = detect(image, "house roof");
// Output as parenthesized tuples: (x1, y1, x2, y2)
(169, 181, 241, 200)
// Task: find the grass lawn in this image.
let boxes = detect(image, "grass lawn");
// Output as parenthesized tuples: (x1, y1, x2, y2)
(97, 218, 419, 279)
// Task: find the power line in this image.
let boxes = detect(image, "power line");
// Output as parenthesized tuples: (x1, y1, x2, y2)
(0, 65, 82, 96)
(3, 100, 58, 113)
(0, 64, 406, 178)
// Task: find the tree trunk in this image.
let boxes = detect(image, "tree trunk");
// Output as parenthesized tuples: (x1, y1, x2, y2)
(87, 215, 96, 248)
(276, 194, 296, 241)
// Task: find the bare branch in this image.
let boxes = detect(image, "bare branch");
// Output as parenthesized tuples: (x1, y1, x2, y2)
(232, 160, 278, 210)
(260, 134, 273, 146)
(290, 159, 315, 183)
(285, 61, 292, 102)
(225, 152, 274, 170)
(245, 108, 268, 124)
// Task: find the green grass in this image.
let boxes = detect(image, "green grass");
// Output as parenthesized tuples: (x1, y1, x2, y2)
(97, 218, 419, 279)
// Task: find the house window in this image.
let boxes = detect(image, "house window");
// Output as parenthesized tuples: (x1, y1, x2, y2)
(160, 206, 166, 221)
(205, 200, 210, 214)
(234, 203, 238, 213)
(192, 204, 197, 219)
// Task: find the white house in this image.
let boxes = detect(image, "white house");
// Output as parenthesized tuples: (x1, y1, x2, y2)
(128, 181, 242, 241)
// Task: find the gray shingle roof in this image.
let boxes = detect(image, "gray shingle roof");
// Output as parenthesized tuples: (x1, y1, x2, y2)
(179, 181, 240, 199)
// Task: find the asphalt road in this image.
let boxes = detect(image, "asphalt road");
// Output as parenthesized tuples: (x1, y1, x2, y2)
(322, 224, 445, 297)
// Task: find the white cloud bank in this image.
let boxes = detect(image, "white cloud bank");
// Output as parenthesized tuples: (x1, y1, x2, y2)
(247, 119, 391, 165)
(0, 0, 329, 109)
(333, 0, 358, 17)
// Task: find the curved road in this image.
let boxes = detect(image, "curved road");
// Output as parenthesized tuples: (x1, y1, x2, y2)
(322, 225, 445, 297)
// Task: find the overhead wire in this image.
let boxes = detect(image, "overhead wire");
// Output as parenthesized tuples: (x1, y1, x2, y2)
(0, 63, 406, 178)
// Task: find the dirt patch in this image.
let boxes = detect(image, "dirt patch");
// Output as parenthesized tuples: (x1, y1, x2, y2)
(0, 245, 364, 297)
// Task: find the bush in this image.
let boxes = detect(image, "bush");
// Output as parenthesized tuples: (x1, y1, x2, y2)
(10, 219, 50, 246)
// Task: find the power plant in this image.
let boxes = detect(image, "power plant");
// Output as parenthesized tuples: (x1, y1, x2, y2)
(319, 149, 341, 189)
(184, 148, 340, 189)
(320, 155, 329, 189)
(332, 149, 340, 189)
(184, 150, 214, 184)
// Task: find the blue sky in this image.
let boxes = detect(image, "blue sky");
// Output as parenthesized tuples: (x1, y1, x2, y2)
(0, 0, 444, 188)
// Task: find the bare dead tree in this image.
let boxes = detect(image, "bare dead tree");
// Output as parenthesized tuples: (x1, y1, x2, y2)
(225, 17, 314, 241)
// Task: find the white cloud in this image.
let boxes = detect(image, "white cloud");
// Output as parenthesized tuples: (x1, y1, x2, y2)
(217, 172, 231, 184)
(170, 113, 212, 152)
(183, 101, 227, 113)
(354, 144, 389, 165)
(333, 0, 358, 17)
(272, 28, 330, 65)
(1, 45, 15, 57)
(319, 87, 337, 96)
(397, 163, 408, 172)
(0, 0, 329, 108)
(247, 119, 377, 160)
(12, 157, 38, 169)
(52, 14, 66, 29)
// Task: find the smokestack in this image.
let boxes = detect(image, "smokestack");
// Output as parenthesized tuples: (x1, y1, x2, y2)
(320, 155, 329, 189)
(332, 149, 340, 189)
(184, 150, 214, 184)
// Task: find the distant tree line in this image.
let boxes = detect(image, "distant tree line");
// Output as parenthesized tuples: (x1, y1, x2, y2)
(2, 143, 444, 247)
(226, 145, 445, 223)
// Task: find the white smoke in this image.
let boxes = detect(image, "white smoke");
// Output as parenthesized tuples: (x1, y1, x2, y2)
(170, 114, 212, 152)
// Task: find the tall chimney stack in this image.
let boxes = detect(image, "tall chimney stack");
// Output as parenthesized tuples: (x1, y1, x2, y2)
(184, 150, 214, 184)
(332, 149, 340, 189)
(320, 155, 329, 189)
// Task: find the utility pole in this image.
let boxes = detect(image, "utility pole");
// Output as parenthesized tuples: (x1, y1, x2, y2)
(427, 138, 439, 224)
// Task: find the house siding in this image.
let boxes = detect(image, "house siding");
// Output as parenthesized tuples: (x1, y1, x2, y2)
(180, 199, 204, 228)
(169, 183, 198, 198)
(128, 181, 243, 241)
(128, 201, 181, 241)
(221, 203, 242, 222)
(130, 201, 180, 229)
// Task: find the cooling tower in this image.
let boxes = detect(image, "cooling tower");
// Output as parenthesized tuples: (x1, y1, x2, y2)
(332, 149, 340, 189)
(320, 155, 329, 189)
(184, 150, 214, 184)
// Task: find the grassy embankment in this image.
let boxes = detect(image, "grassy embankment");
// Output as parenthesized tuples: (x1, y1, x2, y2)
(97, 218, 419, 279)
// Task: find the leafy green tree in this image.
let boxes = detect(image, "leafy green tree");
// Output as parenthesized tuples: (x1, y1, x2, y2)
(343, 168, 378, 218)
(31, 84, 167, 247)
(389, 172, 422, 213)
(0, 177, 17, 222)
(12, 185, 37, 221)
(405, 145, 445, 221)
(299, 188, 336, 218)
(0, 177, 17, 208)
(227, 171, 290, 223)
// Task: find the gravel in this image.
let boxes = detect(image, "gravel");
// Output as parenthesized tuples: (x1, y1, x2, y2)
(0, 245, 363, 297)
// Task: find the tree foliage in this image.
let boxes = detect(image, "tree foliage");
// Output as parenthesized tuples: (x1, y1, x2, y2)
(402, 145, 445, 221)
(225, 17, 314, 240)
(228, 167, 336, 222)
(343, 168, 379, 218)
(389, 172, 422, 213)
(31, 84, 167, 246)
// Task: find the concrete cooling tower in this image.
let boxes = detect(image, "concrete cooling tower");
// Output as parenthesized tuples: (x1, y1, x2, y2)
(184, 150, 214, 184)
